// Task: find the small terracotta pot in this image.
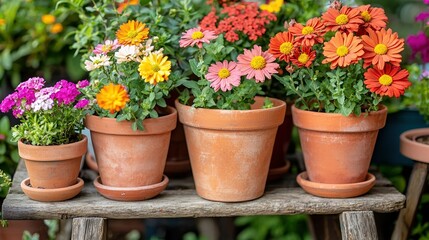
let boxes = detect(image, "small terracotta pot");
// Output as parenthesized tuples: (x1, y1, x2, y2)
(164, 121, 191, 176)
(176, 96, 286, 202)
(18, 135, 87, 189)
(292, 105, 387, 184)
(85, 106, 177, 187)
(400, 128, 429, 163)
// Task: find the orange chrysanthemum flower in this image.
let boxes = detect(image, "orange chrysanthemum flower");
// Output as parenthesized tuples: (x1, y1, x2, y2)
(357, 5, 388, 33)
(117, 0, 139, 14)
(290, 46, 316, 68)
(321, 6, 364, 34)
(364, 64, 411, 97)
(322, 31, 364, 69)
(269, 31, 295, 62)
(116, 20, 149, 46)
(288, 17, 325, 47)
(361, 28, 404, 70)
(96, 83, 130, 114)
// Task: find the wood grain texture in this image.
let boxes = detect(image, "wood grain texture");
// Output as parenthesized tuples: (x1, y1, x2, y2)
(2, 160, 406, 220)
(71, 218, 106, 240)
(340, 211, 378, 240)
(392, 162, 428, 240)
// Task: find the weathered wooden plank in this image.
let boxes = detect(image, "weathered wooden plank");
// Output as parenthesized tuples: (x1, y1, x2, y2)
(391, 162, 428, 240)
(339, 211, 378, 240)
(71, 218, 106, 240)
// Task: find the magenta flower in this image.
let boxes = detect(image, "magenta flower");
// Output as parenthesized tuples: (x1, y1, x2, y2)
(93, 39, 119, 55)
(416, 12, 429, 22)
(0, 92, 18, 113)
(237, 45, 279, 83)
(52, 80, 80, 105)
(77, 80, 90, 88)
(16, 77, 45, 91)
(425, 0, 429, 4)
(179, 27, 217, 48)
(75, 99, 90, 109)
(407, 31, 429, 63)
(206, 60, 242, 92)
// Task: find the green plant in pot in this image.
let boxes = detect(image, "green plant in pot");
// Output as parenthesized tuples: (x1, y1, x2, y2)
(0, 77, 89, 202)
(269, 0, 412, 198)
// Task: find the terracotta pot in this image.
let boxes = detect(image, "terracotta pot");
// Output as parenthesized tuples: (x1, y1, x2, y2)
(400, 128, 429, 163)
(18, 135, 87, 189)
(85, 106, 177, 187)
(164, 121, 191, 176)
(175, 96, 286, 202)
(292, 104, 387, 184)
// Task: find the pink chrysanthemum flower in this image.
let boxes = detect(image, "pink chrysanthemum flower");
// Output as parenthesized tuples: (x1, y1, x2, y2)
(237, 45, 279, 83)
(179, 27, 217, 48)
(206, 60, 242, 92)
(93, 39, 119, 55)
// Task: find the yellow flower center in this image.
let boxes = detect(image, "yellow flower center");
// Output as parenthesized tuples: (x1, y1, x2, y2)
(102, 45, 112, 52)
(379, 74, 393, 86)
(335, 14, 349, 25)
(374, 43, 388, 55)
(361, 10, 372, 22)
(218, 68, 231, 79)
(152, 64, 160, 72)
(250, 56, 266, 70)
(191, 31, 204, 40)
(127, 30, 138, 38)
(301, 26, 314, 35)
(279, 42, 293, 54)
(336, 45, 349, 57)
(298, 53, 309, 64)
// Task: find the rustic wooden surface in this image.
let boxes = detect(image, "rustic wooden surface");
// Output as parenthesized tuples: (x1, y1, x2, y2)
(71, 217, 106, 240)
(2, 160, 405, 220)
(339, 211, 378, 240)
(392, 162, 429, 240)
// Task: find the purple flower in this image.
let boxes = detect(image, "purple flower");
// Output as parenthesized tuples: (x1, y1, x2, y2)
(16, 77, 45, 91)
(12, 108, 24, 118)
(416, 12, 429, 22)
(0, 92, 18, 113)
(407, 31, 429, 63)
(52, 80, 80, 105)
(74, 99, 89, 109)
(425, 0, 429, 4)
(77, 80, 90, 88)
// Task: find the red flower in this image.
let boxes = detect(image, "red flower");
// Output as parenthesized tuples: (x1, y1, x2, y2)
(364, 64, 411, 97)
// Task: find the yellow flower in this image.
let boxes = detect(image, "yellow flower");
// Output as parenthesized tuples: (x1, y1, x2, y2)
(116, 20, 149, 46)
(41, 14, 56, 25)
(138, 53, 171, 85)
(50, 23, 63, 34)
(260, 0, 284, 13)
(96, 83, 130, 114)
(0, 18, 5, 26)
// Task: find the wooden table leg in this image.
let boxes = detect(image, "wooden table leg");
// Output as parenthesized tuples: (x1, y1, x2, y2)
(71, 217, 107, 240)
(339, 211, 378, 240)
(392, 162, 428, 240)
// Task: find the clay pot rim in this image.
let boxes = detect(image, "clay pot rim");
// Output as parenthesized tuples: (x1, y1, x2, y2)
(400, 128, 429, 163)
(85, 106, 177, 135)
(296, 172, 376, 198)
(21, 177, 84, 202)
(93, 175, 169, 201)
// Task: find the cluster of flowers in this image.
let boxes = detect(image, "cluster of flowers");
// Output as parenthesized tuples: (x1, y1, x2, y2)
(199, 2, 277, 42)
(407, 0, 429, 63)
(269, 2, 410, 98)
(0, 77, 89, 118)
(84, 20, 171, 114)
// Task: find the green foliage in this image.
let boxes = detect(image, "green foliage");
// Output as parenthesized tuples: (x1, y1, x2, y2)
(0, 116, 18, 186)
(0, 0, 85, 86)
(402, 67, 429, 122)
(235, 215, 311, 240)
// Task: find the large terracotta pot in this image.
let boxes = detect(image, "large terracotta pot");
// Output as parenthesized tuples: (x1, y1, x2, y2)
(292, 104, 387, 184)
(18, 135, 87, 189)
(85, 106, 177, 187)
(175, 96, 286, 202)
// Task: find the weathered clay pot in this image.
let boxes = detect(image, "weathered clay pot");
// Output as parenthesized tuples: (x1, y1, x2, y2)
(85, 106, 177, 188)
(175, 96, 286, 202)
(18, 135, 87, 189)
(400, 128, 429, 163)
(292, 105, 387, 184)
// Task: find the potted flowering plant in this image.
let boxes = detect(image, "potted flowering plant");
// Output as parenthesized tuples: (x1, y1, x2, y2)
(175, 1, 287, 202)
(0, 77, 89, 201)
(269, 1, 412, 198)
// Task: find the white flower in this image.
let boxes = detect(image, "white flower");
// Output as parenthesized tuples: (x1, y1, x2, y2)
(141, 39, 164, 57)
(84, 55, 112, 71)
(31, 91, 54, 112)
(115, 45, 142, 63)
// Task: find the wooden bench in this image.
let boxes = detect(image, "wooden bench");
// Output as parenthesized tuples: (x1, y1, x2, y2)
(2, 160, 406, 240)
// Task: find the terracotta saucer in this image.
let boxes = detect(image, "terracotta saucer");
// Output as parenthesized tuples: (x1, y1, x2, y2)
(296, 172, 376, 198)
(400, 128, 429, 164)
(267, 159, 291, 181)
(93, 175, 169, 201)
(21, 177, 84, 202)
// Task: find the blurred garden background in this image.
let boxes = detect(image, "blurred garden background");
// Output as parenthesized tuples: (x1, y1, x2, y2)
(0, 0, 428, 239)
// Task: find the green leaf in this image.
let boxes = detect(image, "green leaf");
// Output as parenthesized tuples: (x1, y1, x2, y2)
(0, 117, 10, 134)
(189, 59, 202, 77)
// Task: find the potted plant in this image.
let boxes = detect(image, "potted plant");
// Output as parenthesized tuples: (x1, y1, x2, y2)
(0, 77, 89, 202)
(270, 0, 412, 198)
(176, 1, 286, 202)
